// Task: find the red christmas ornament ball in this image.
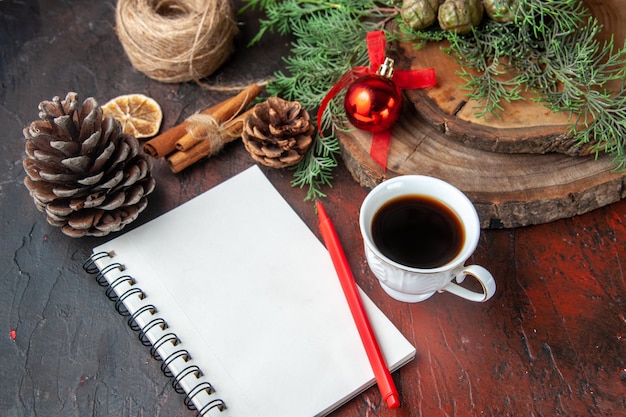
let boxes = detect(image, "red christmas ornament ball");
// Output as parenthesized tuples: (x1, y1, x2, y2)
(344, 74, 402, 133)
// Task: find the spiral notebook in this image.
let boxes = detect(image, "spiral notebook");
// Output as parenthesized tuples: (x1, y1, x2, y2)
(84, 165, 415, 417)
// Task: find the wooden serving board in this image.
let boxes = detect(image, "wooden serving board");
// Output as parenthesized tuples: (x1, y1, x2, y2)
(398, 0, 626, 156)
(339, 105, 626, 228)
(338, 1, 626, 228)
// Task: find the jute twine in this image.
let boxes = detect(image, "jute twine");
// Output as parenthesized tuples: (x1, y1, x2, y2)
(115, 0, 238, 83)
(185, 113, 233, 151)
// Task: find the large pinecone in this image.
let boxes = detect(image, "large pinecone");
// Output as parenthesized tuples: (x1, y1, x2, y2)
(23, 92, 156, 238)
(241, 97, 314, 168)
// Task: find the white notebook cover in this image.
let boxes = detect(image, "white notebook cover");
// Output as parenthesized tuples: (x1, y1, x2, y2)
(90, 165, 415, 417)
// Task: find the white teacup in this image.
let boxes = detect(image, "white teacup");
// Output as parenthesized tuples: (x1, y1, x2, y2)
(359, 175, 496, 303)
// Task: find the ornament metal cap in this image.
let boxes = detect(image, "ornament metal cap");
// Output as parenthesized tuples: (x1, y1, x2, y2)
(376, 57, 395, 79)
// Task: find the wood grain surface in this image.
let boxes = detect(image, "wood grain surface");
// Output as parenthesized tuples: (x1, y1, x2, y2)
(339, 104, 626, 228)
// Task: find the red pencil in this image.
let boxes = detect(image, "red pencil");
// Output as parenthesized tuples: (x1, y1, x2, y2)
(315, 200, 400, 409)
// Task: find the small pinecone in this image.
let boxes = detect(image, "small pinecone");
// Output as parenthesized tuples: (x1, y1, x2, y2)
(241, 97, 314, 168)
(23, 92, 156, 238)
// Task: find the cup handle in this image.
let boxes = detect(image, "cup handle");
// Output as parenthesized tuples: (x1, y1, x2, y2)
(442, 265, 496, 302)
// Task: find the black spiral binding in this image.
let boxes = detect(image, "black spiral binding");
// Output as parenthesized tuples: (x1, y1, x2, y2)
(83, 252, 227, 416)
(128, 304, 156, 332)
(172, 364, 203, 394)
(138, 317, 167, 347)
(150, 332, 180, 360)
(106, 275, 135, 301)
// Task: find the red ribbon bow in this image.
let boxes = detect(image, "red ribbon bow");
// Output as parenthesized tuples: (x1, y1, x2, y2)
(317, 31, 436, 171)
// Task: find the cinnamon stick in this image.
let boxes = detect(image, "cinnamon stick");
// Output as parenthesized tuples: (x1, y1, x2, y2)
(167, 109, 253, 174)
(175, 132, 200, 152)
(143, 83, 263, 158)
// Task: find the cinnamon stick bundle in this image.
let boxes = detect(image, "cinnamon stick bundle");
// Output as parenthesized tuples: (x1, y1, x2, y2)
(143, 83, 262, 158)
(167, 109, 252, 174)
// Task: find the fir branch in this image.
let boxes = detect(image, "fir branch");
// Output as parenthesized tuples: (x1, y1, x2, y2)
(291, 131, 342, 200)
(243, 0, 397, 200)
(403, 0, 626, 169)
(516, 0, 585, 38)
(457, 65, 523, 119)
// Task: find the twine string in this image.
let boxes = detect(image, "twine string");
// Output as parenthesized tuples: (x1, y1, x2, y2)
(184, 86, 254, 145)
(115, 0, 238, 83)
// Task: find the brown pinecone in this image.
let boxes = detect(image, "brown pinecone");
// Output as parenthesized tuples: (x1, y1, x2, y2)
(22, 92, 156, 238)
(241, 97, 314, 168)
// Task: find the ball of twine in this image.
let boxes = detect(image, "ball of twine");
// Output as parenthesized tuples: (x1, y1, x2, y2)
(115, 0, 238, 83)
